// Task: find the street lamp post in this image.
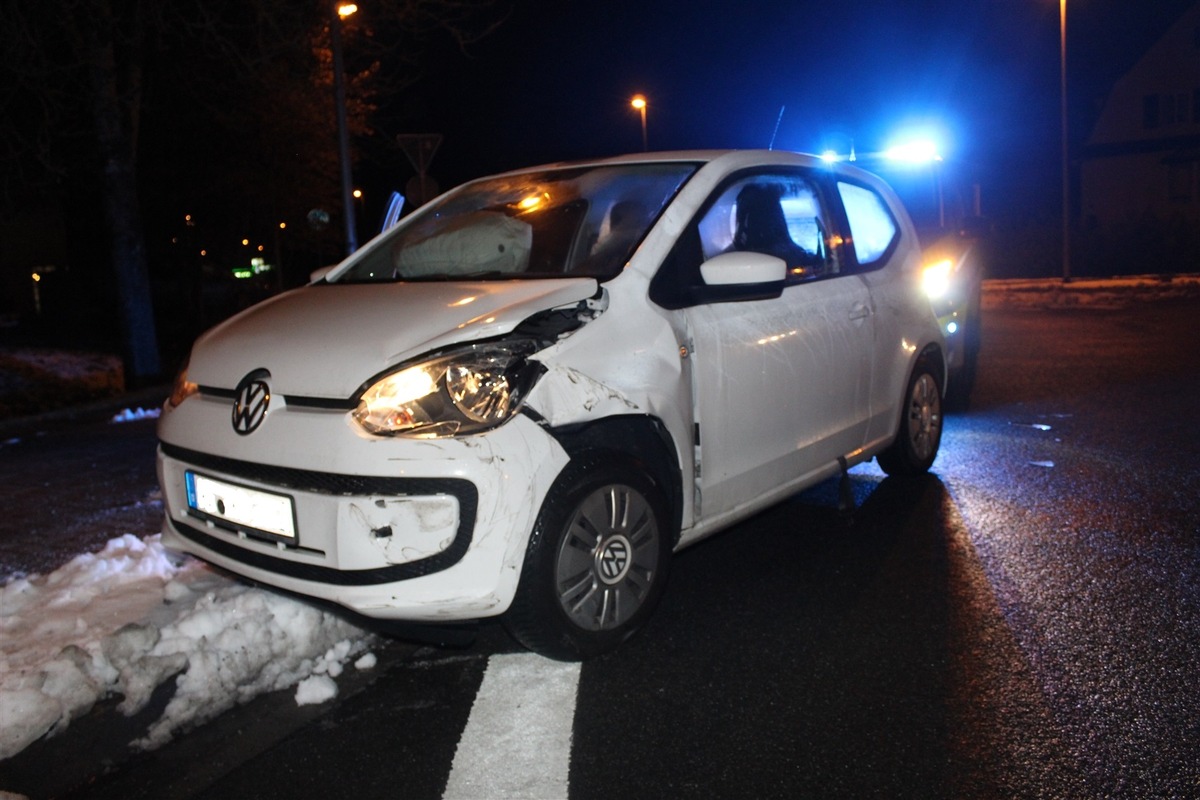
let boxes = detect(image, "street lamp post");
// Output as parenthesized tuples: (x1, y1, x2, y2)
(332, 3, 358, 256)
(631, 94, 648, 152)
(1060, 0, 1071, 281)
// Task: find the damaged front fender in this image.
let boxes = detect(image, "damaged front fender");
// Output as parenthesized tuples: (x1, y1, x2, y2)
(525, 364, 642, 427)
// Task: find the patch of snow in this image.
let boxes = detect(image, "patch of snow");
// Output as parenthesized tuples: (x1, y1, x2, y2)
(111, 407, 161, 424)
(294, 674, 339, 706)
(0, 534, 373, 761)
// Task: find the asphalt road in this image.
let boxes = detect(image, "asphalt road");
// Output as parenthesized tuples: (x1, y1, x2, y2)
(2, 295, 1198, 798)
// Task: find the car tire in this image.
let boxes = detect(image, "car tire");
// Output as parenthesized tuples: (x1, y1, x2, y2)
(878, 359, 943, 476)
(505, 454, 673, 661)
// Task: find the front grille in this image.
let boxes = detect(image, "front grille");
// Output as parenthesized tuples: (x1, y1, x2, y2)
(161, 443, 478, 584)
(161, 443, 458, 497)
(197, 385, 353, 410)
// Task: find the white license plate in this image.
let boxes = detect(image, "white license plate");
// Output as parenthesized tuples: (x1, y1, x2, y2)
(186, 471, 297, 540)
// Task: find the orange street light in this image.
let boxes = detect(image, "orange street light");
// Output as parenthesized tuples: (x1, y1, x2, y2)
(631, 94, 648, 151)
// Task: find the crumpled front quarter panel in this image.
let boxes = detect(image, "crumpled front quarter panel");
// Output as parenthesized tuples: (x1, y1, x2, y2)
(526, 272, 689, 431)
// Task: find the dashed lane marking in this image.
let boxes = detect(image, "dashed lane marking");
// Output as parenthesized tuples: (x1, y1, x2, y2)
(442, 652, 581, 799)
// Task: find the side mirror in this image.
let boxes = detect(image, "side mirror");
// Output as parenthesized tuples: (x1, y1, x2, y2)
(699, 251, 787, 286)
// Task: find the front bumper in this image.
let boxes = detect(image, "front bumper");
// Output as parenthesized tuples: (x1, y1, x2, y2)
(157, 402, 568, 621)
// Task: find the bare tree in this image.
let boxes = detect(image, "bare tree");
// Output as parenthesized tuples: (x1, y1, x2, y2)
(0, 0, 503, 381)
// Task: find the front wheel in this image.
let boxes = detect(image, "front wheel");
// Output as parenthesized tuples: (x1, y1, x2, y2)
(505, 455, 673, 661)
(878, 361, 943, 475)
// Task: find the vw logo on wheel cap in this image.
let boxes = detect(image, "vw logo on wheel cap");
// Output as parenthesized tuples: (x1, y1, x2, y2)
(597, 535, 632, 585)
(231, 369, 271, 435)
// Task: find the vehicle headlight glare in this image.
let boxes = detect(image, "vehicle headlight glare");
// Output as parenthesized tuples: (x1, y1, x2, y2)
(353, 366, 438, 434)
(353, 341, 541, 437)
(922, 259, 953, 300)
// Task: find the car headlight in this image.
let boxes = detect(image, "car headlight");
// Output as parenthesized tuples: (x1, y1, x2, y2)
(352, 341, 543, 437)
(921, 258, 954, 300)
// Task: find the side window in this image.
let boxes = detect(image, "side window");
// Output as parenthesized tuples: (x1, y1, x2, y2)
(837, 181, 899, 268)
(697, 173, 837, 282)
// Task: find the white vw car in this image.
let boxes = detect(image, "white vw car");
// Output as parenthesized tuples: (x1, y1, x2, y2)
(158, 150, 945, 660)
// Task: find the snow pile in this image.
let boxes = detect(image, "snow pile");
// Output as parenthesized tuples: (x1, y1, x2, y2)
(110, 407, 161, 424)
(0, 534, 374, 760)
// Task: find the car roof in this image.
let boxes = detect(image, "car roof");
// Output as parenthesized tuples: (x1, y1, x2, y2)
(481, 149, 886, 189)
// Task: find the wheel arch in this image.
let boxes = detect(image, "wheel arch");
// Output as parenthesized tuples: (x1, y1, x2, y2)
(917, 341, 947, 394)
(545, 414, 684, 546)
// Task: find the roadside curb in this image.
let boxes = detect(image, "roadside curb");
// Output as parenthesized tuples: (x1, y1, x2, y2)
(982, 273, 1200, 310)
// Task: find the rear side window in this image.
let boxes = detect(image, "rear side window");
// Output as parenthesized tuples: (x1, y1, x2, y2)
(837, 182, 898, 266)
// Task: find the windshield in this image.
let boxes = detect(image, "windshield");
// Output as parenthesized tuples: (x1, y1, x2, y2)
(335, 163, 697, 283)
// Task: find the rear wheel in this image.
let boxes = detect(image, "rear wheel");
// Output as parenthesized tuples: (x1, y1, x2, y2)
(505, 455, 673, 660)
(878, 361, 943, 475)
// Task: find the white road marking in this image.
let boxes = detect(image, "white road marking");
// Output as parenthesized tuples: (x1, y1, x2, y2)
(442, 652, 582, 800)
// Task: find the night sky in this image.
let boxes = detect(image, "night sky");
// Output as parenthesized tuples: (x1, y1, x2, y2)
(384, 0, 1196, 221)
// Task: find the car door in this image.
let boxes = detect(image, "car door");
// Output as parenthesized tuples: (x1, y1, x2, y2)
(651, 170, 874, 521)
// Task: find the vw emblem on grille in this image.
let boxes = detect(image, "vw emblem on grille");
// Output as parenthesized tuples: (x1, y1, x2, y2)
(232, 370, 271, 435)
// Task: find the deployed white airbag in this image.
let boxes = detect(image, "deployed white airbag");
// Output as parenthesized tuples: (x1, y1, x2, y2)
(395, 211, 532, 276)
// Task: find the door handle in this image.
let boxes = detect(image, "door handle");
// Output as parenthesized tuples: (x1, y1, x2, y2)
(849, 302, 871, 320)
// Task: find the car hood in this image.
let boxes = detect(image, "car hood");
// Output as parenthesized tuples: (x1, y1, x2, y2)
(187, 278, 599, 397)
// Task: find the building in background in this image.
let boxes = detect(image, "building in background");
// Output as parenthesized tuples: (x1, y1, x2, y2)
(1081, 2, 1200, 270)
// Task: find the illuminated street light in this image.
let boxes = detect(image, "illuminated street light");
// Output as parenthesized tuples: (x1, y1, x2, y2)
(332, 2, 358, 255)
(631, 94, 648, 152)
